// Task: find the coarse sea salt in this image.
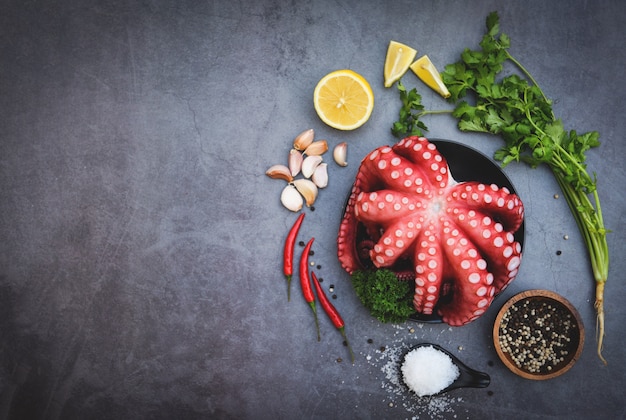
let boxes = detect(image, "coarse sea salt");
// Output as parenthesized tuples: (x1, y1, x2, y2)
(361, 321, 463, 417)
(401, 345, 460, 397)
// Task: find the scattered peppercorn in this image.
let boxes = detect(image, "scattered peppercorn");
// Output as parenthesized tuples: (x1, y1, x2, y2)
(310, 206, 315, 211)
(336, 357, 342, 363)
(298, 241, 305, 247)
(317, 264, 322, 269)
(309, 250, 315, 256)
(380, 346, 386, 352)
(367, 338, 374, 344)
(556, 250, 562, 256)
(332, 294, 337, 299)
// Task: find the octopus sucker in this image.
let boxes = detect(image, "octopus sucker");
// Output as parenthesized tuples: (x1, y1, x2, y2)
(337, 136, 524, 325)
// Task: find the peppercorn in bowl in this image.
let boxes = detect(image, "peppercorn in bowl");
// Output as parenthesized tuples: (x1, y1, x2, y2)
(493, 289, 584, 380)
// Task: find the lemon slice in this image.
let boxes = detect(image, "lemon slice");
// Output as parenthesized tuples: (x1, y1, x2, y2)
(410, 55, 451, 98)
(383, 41, 417, 88)
(313, 69, 374, 131)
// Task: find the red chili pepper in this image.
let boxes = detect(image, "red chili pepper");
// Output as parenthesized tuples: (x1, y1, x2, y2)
(283, 212, 305, 301)
(300, 237, 320, 341)
(311, 271, 355, 364)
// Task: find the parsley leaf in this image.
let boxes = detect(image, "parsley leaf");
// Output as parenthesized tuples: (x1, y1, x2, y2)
(391, 81, 454, 138)
(351, 269, 415, 323)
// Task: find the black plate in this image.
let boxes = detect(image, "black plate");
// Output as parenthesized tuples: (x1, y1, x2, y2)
(345, 139, 525, 323)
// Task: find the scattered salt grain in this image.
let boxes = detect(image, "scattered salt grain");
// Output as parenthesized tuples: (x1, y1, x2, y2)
(401, 346, 460, 397)
(362, 321, 463, 418)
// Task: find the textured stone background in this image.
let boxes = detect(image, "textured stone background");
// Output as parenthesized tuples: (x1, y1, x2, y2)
(1, 0, 625, 419)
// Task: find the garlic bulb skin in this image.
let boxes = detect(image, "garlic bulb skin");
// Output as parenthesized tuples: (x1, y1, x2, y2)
(304, 140, 328, 156)
(293, 179, 318, 207)
(266, 164, 293, 182)
(301, 155, 323, 179)
(293, 129, 314, 151)
(333, 142, 348, 166)
(289, 149, 303, 177)
(312, 163, 328, 188)
(280, 184, 303, 212)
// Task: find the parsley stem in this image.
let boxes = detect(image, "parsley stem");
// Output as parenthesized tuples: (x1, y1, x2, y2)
(553, 171, 608, 283)
(420, 109, 454, 117)
(553, 163, 609, 365)
(506, 51, 555, 119)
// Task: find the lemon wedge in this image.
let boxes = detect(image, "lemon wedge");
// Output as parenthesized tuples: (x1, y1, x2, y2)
(383, 41, 418, 88)
(313, 69, 374, 131)
(410, 55, 451, 98)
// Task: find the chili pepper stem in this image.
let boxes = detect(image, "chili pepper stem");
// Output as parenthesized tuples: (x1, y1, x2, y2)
(309, 302, 321, 341)
(285, 274, 292, 302)
(339, 327, 355, 364)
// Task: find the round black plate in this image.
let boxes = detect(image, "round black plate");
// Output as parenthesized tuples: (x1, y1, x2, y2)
(344, 138, 525, 324)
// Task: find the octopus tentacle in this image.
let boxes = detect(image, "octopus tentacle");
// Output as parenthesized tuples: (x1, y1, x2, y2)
(337, 197, 361, 274)
(437, 219, 496, 325)
(450, 208, 522, 291)
(394, 136, 452, 190)
(354, 190, 425, 223)
(360, 147, 430, 195)
(369, 217, 421, 268)
(338, 168, 371, 274)
(448, 182, 524, 232)
(412, 223, 443, 314)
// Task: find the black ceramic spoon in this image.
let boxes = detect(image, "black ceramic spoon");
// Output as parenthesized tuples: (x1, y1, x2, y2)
(400, 343, 490, 396)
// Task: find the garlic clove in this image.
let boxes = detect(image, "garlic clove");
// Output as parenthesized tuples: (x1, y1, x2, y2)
(304, 140, 328, 156)
(312, 163, 328, 188)
(333, 142, 348, 166)
(293, 129, 315, 151)
(293, 179, 318, 207)
(280, 184, 303, 212)
(301, 155, 323, 179)
(266, 164, 294, 182)
(289, 149, 303, 177)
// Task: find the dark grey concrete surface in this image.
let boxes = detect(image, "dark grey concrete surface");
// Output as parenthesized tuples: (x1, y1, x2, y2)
(1, 1, 625, 419)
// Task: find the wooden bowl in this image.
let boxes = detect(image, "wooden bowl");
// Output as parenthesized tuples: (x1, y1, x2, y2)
(493, 289, 584, 380)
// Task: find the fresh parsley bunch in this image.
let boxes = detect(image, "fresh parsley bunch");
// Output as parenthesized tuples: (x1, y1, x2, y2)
(390, 11, 609, 363)
(442, 12, 602, 193)
(391, 81, 454, 138)
(350, 269, 415, 323)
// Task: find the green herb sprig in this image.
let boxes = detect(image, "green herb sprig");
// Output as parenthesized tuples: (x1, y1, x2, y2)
(391, 81, 451, 137)
(350, 269, 415, 323)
